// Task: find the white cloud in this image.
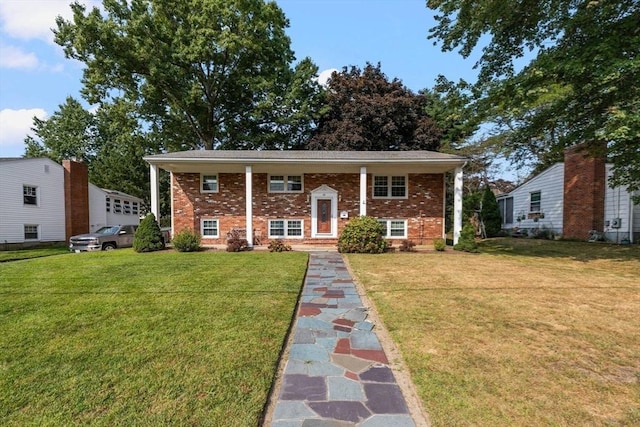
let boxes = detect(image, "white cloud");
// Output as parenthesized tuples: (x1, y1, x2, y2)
(0, 43, 40, 69)
(317, 68, 339, 87)
(0, 0, 100, 43)
(0, 108, 47, 152)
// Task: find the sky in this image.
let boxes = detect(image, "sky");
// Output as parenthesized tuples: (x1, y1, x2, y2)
(0, 0, 517, 177)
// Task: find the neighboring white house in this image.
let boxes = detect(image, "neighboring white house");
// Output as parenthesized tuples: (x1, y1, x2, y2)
(0, 158, 142, 248)
(497, 147, 639, 243)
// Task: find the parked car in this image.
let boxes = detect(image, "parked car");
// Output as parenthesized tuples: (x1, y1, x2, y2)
(69, 225, 138, 252)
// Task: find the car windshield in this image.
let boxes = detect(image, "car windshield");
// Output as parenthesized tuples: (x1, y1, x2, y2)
(95, 226, 119, 235)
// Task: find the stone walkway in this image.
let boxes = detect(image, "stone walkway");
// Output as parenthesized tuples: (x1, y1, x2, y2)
(268, 252, 417, 426)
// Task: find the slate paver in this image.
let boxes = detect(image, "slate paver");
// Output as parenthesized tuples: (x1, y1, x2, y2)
(268, 252, 417, 426)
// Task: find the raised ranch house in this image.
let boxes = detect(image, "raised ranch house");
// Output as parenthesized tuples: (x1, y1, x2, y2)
(144, 150, 467, 247)
(0, 157, 142, 249)
(497, 145, 640, 243)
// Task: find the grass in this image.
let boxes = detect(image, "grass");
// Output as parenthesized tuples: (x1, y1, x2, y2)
(0, 249, 308, 426)
(0, 246, 70, 262)
(346, 238, 640, 426)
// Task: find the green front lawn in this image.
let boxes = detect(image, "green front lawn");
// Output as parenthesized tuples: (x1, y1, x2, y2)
(0, 249, 308, 426)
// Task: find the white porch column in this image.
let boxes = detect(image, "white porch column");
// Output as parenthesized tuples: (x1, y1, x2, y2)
(150, 164, 160, 220)
(453, 166, 463, 245)
(245, 165, 253, 248)
(359, 166, 367, 216)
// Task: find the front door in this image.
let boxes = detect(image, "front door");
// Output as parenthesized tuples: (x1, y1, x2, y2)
(317, 199, 332, 234)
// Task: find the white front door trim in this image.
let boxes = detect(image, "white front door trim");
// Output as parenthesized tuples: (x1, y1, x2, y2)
(311, 185, 338, 238)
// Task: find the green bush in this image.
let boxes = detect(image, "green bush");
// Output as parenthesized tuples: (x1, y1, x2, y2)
(337, 216, 388, 254)
(433, 238, 446, 251)
(453, 223, 479, 253)
(133, 213, 165, 252)
(480, 186, 502, 237)
(268, 239, 292, 252)
(172, 229, 201, 252)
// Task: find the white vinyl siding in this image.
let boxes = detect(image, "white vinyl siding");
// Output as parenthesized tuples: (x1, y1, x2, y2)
(0, 158, 66, 243)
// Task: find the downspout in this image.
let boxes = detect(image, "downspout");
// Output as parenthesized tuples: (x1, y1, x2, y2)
(629, 191, 635, 244)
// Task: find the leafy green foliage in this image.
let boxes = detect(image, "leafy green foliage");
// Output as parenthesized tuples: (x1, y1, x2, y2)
(480, 186, 502, 237)
(133, 214, 165, 253)
(337, 216, 388, 254)
(453, 223, 478, 253)
(307, 63, 442, 151)
(427, 0, 640, 197)
(268, 239, 292, 252)
(55, 0, 321, 150)
(433, 238, 446, 251)
(172, 229, 201, 252)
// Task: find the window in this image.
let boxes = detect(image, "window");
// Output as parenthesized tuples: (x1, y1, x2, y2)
(106, 197, 111, 213)
(201, 174, 218, 193)
(123, 200, 131, 215)
(24, 225, 38, 240)
(530, 191, 541, 213)
(268, 219, 304, 238)
(269, 175, 303, 193)
(23, 185, 37, 205)
(113, 199, 122, 214)
(201, 219, 219, 238)
(377, 219, 407, 238)
(132, 202, 139, 216)
(498, 197, 514, 224)
(373, 175, 406, 198)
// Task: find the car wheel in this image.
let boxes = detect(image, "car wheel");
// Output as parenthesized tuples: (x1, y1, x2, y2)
(102, 243, 116, 251)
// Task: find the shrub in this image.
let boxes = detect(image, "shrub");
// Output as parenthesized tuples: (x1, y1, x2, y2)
(172, 229, 201, 252)
(268, 239, 292, 252)
(337, 216, 388, 254)
(433, 238, 446, 251)
(480, 186, 502, 237)
(453, 223, 479, 253)
(226, 229, 249, 252)
(133, 213, 165, 252)
(399, 239, 416, 252)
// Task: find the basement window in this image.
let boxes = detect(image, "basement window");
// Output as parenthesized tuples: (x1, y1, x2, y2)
(201, 218, 219, 238)
(377, 219, 407, 238)
(268, 219, 303, 238)
(24, 224, 39, 240)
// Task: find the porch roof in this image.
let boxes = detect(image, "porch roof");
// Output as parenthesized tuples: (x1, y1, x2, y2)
(144, 150, 467, 174)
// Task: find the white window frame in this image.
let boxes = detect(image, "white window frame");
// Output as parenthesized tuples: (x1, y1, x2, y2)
(372, 175, 407, 199)
(106, 197, 111, 213)
(24, 224, 39, 240)
(268, 219, 304, 239)
(530, 191, 541, 213)
(23, 185, 38, 206)
(377, 219, 408, 239)
(123, 200, 131, 215)
(132, 201, 139, 216)
(113, 199, 122, 214)
(268, 174, 303, 193)
(201, 174, 219, 193)
(200, 218, 219, 238)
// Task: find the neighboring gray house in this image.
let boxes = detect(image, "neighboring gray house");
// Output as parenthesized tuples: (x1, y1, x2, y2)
(497, 146, 639, 243)
(0, 158, 142, 248)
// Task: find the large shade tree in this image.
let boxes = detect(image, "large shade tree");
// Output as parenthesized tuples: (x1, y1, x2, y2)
(427, 0, 640, 197)
(54, 0, 322, 151)
(306, 63, 442, 151)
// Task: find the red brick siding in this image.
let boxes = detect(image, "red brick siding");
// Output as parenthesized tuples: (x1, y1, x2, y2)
(563, 144, 606, 239)
(172, 172, 445, 245)
(63, 160, 90, 241)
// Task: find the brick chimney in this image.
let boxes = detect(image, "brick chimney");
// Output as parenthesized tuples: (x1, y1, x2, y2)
(63, 160, 90, 241)
(562, 143, 606, 239)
